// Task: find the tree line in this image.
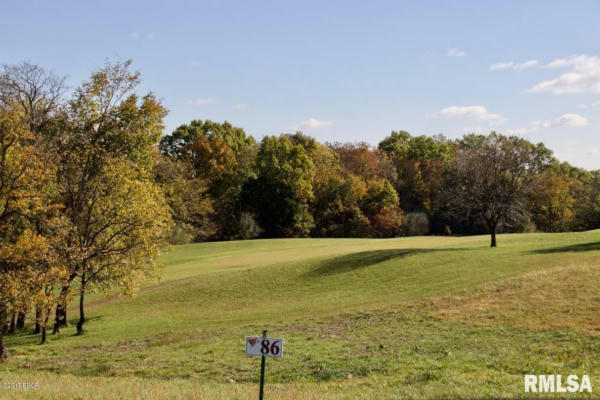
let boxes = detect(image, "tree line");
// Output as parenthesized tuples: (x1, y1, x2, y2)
(158, 122, 599, 246)
(1, 60, 599, 360)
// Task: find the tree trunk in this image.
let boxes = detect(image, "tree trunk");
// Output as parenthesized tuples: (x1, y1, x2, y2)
(41, 308, 51, 344)
(0, 309, 7, 361)
(41, 326, 47, 344)
(8, 313, 16, 334)
(0, 332, 6, 361)
(52, 301, 66, 334)
(16, 311, 26, 330)
(53, 285, 70, 334)
(60, 285, 70, 327)
(486, 219, 498, 248)
(52, 305, 61, 334)
(76, 282, 86, 335)
(34, 307, 41, 334)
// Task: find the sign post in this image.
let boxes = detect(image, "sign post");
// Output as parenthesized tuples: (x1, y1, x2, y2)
(246, 330, 284, 400)
(259, 330, 266, 400)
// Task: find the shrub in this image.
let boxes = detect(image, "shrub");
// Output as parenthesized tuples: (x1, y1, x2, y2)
(236, 212, 263, 240)
(370, 206, 404, 238)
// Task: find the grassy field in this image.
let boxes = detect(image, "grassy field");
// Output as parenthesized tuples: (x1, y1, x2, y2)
(2, 231, 600, 399)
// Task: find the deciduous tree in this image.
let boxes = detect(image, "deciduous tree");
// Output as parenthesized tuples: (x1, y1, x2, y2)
(379, 131, 454, 213)
(445, 132, 552, 247)
(0, 105, 65, 358)
(154, 156, 216, 242)
(159, 120, 257, 239)
(529, 169, 575, 232)
(242, 135, 314, 237)
(55, 60, 172, 334)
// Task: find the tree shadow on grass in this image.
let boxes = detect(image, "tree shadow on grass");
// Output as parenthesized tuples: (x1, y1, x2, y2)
(306, 248, 465, 276)
(6, 316, 104, 340)
(531, 241, 600, 254)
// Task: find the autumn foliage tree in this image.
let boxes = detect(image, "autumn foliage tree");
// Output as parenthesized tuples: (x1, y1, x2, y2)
(379, 131, 454, 213)
(324, 141, 403, 237)
(54, 60, 172, 334)
(329, 142, 396, 183)
(0, 105, 66, 358)
(0, 62, 69, 335)
(444, 133, 552, 247)
(159, 120, 257, 239)
(529, 169, 575, 232)
(300, 141, 367, 237)
(154, 156, 215, 243)
(0, 60, 173, 358)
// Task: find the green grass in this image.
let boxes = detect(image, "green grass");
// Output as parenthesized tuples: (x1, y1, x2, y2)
(2, 231, 600, 399)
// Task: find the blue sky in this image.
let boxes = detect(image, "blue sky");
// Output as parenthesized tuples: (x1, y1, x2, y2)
(3, 0, 600, 168)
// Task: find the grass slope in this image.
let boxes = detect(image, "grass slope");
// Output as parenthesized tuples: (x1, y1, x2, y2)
(2, 232, 600, 399)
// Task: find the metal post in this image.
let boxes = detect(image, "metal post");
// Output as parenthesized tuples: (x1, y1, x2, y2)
(259, 330, 267, 400)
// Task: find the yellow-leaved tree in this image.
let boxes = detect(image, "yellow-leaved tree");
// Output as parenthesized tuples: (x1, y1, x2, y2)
(53, 60, 173, 334)
(69, 158, 172, 333)
(0, 105, 67, 359)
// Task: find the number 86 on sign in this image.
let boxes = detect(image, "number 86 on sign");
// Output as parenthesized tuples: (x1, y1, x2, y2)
(246, 336, 283, 358)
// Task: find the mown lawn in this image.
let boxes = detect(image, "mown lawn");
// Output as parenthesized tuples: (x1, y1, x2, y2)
(2, 231, 600, 399)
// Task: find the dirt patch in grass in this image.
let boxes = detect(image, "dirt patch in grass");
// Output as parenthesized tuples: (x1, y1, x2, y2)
(429, 263, 600, 334)
(278, 310, 410, 340)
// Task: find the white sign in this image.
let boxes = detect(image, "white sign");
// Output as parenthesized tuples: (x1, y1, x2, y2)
(246, 336, 283, 358)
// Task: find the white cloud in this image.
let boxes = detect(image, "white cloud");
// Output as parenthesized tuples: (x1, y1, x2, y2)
(187, 98, 218, 106)
(543, 113, 589, 128)
(128, 32, 140, 39)
(529, 55, 600, 94)
(505, 115, 589, 135)
(146, 33, 155, 40)
(447, 48, 466, 57)
(505, 127, 538, 136)
(437, 105, 506, 123)
(490, 60, 539, 71)
(294, 118, 332, 130)
(232, 103, 248, 110)
(543, 58, 572, 69)
(490, 62, 513, 71)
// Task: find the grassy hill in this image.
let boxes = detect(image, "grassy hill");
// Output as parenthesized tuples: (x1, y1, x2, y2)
(2, 232, 600, 399)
